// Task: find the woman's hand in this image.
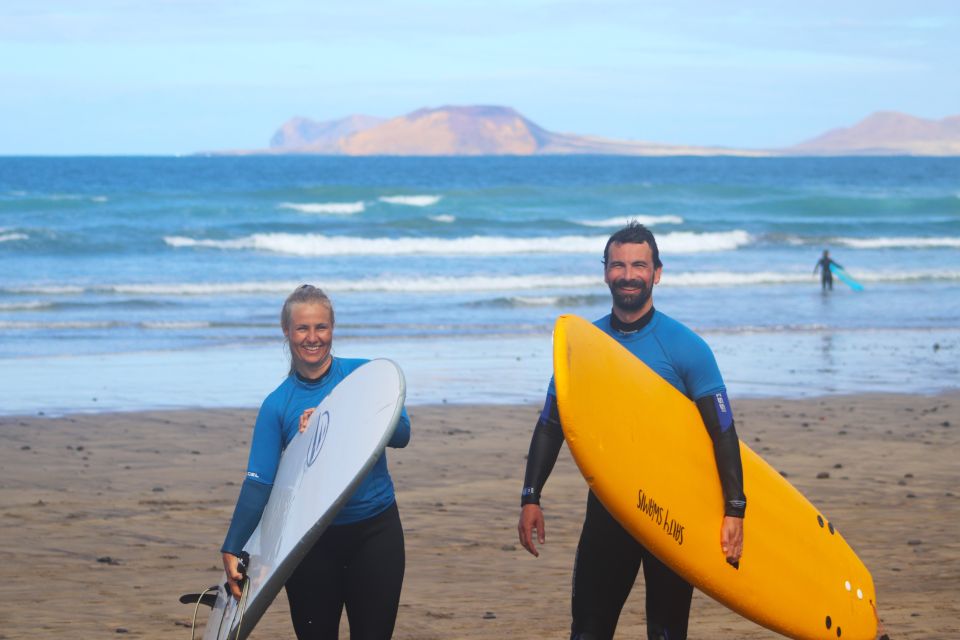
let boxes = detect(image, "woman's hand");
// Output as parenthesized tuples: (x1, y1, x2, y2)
(222, 552, 245, 599)
(299, 408, 315, 433)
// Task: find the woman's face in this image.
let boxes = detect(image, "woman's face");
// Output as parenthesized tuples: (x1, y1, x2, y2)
(284, 302, 334, 378)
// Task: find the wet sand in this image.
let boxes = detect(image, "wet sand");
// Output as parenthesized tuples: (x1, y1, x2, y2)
(0, 393, 957, 639)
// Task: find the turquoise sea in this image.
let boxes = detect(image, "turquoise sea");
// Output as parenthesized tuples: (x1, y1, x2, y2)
(1, 156, 958, 415)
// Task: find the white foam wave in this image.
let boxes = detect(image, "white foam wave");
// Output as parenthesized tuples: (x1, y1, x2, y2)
(164, 230, 751, 257)
(659, 231, 751, 253)
(663, 269, 960, 287)
(0, 301, 53, 311)
(664, 272, 812, 287)
(0, 232, 28, 243)
(2, 276, 602, 297)
(510, 296, 562, 306)
(0, 321, 116, 329)
(133, 275, 601, 295)
(429, 215, 456, 223)
(278, 202, 366, 215)
(4, 285, 85, 294)
(834, 236, 960, 249)
(853, 269, 960, 283)
(379, 195, 441, 207)
(578, 215, 684, 227)
(94, 281, 300, 295)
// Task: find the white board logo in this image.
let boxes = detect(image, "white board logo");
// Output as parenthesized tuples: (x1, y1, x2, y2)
(306, 410, 330, 467)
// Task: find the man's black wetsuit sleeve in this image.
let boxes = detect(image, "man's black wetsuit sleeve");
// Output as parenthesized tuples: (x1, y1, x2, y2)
(695, 393, 747, 518)
(520, 393, 564, 506)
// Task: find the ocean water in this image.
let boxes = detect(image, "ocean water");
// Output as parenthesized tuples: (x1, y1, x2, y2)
(1, 156, 958, 415)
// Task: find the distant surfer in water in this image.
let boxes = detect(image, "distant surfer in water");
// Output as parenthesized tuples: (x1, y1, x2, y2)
(517, 222, 746, 640)
(220, 285, 410, 640)
(814, 249, 842, 291)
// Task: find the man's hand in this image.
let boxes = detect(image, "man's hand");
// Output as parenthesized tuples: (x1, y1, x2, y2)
(518, 504, 546, 557)
(721, 515, 744, 566)
(221, 552, 245, 599)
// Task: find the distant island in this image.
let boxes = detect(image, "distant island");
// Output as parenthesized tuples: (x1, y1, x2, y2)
(211, 106, 960, 157)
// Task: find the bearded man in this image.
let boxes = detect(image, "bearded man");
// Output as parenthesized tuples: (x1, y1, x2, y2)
(517, 222, 747, 640)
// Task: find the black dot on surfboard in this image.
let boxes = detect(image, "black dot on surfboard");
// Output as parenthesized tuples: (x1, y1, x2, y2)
(828, 522, 835, 534)
(817, 515, 825, 528)
(837, 626, 842, 637)
(825, 615, 832, 629)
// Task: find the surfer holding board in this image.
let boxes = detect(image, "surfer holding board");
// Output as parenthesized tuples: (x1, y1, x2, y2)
(517, 223, 747, 640)
(814, 249, 863, 291)
(220, 285, 411, 639)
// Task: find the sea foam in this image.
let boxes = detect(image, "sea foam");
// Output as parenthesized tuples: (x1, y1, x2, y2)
(163, 230, 751, 256)
(278, 202, 366, 215)
(378, 195, 441, 206)
(0, 301, 53, 311)
(577, 215, 684, 227)
(1, 276, 601, 297)
(834, 236, 960, 249)
(663, 269, 960, 286)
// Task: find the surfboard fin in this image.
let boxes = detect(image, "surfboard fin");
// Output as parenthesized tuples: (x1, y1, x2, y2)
(179, 589, 219, 608)
(726, 558, 740, 570)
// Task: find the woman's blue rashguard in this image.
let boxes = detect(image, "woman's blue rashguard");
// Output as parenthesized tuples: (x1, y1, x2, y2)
(222, 357, 411, 555)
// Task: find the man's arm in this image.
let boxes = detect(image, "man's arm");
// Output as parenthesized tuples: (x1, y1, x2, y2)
(517, 393, 564, 557)
(695, 391, 746, 565)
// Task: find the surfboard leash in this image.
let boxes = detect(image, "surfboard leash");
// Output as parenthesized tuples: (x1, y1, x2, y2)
(222, 551, 251, 640)
(188, 586, 218, 640)
(228, 572, 251, 640)
(870, 600, 889, 640)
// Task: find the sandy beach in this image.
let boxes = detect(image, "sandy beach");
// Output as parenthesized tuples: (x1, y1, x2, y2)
(1, 393, 957, 639)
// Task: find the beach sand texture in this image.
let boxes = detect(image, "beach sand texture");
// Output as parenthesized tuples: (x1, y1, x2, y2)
(1, 394, 957, 639)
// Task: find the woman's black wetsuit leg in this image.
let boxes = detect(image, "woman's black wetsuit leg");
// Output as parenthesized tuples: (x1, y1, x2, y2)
(285, 502, 404, 640)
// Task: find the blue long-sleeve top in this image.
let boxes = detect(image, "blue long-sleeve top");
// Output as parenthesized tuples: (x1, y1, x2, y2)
(222, 357, 410, 555)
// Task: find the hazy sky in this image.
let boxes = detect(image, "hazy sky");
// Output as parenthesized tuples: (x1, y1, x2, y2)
(2, 0, 957, 154)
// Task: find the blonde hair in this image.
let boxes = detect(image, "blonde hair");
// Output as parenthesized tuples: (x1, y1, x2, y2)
(281, 285, 335, 375)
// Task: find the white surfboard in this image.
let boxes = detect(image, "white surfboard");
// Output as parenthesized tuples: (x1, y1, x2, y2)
(198, 359, 406, 640)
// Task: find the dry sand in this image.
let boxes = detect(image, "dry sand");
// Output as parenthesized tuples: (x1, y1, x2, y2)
(1, 393, 958, 639)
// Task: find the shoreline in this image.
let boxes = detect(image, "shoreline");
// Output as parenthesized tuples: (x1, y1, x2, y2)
(2, 325, 957, 417)
(1, 392, 958, 638)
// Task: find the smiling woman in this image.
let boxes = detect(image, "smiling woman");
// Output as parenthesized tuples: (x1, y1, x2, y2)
(281, 285, 335, 378)
(219, 284, 411, 640)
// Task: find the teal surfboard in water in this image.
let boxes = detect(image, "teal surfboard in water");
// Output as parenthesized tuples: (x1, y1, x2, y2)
(830, 263, 864, 291)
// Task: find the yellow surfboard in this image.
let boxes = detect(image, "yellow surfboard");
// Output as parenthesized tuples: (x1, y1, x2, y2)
(553, 315, 877, 640)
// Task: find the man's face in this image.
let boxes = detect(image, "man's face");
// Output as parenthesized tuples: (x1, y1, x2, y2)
(604, 241, 662, 313)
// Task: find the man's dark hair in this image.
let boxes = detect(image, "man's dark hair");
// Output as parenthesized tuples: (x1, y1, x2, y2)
(603, 221, 662, 268)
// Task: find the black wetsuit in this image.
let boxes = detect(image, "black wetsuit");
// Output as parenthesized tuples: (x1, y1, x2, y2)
(286, 502, 405, 640)
(815, 257, 841, 290)
(521, 308, 746, 640)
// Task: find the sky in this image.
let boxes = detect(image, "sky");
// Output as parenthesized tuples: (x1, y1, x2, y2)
(1, 0, 958, 155)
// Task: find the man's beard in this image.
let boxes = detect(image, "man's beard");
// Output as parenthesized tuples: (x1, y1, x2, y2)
(609, 278, 651, 312)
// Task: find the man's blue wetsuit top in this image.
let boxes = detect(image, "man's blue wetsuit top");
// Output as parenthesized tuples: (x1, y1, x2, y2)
(521, 308, 746, 518)
(221, 357, 411, 556)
